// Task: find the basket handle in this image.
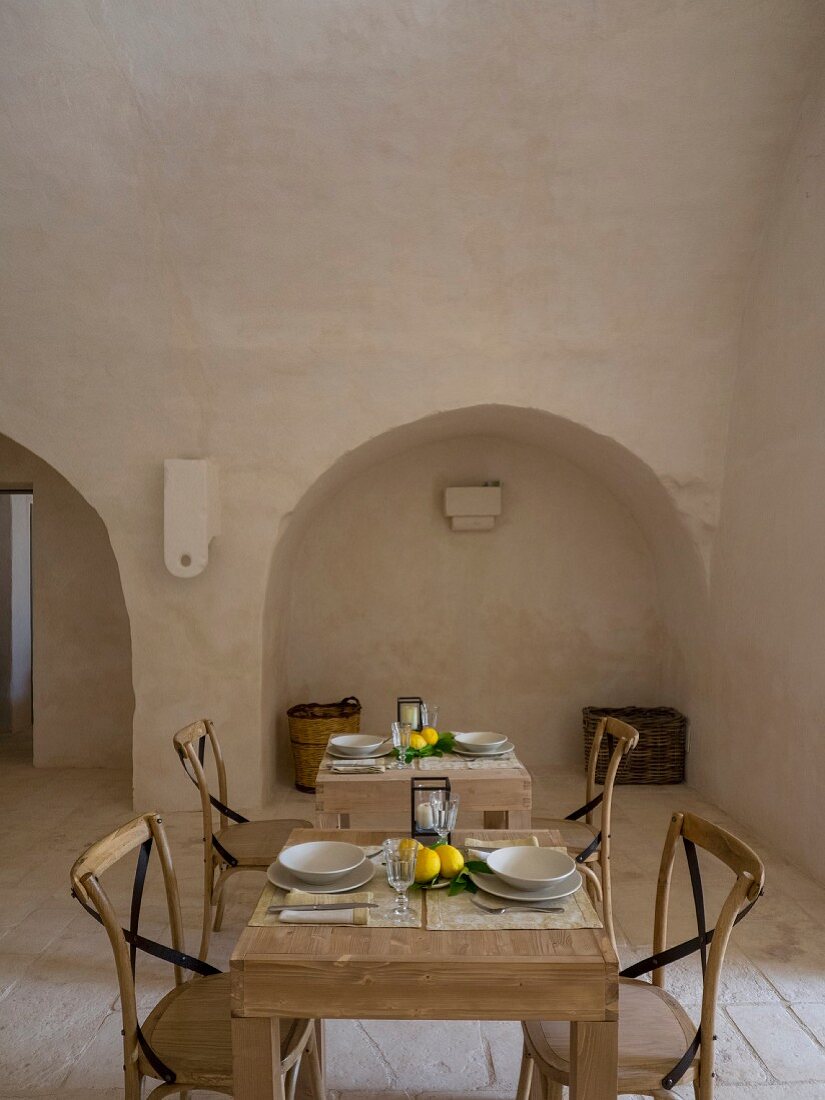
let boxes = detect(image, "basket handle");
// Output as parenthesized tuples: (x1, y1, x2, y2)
(340, 696, 360, 706)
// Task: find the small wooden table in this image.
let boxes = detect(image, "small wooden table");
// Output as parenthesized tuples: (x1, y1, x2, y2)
(231, 828, 618, 1099)
(314, 754, 533, 829)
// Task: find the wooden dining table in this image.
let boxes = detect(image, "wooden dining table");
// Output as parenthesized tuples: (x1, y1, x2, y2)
(314, 751, 533, 829)
(230, 827, 619, 1099)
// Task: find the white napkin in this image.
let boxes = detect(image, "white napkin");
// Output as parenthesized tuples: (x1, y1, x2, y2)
(278, 889, 373, 925)
(465, 835, 539, 859)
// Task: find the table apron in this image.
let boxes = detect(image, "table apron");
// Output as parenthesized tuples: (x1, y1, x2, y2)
(315, 776, 531, 815)
(231, 960, 615, 1022)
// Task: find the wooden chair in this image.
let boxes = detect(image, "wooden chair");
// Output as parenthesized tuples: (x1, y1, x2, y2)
(516, 810, 765, 1099)
(532, 714, 639, 953)
(174, 718, 312, 960)
(70, 811, 324, 1100)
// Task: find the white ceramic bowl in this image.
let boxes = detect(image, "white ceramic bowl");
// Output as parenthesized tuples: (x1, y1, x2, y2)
(278, 841, 365, 885)
(328, 733, 387, 757)
(453, 731, 508, 753)
(486, 846, 576, 891)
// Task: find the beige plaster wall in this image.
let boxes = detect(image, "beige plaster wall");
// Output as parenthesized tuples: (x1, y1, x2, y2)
(282, 434, 664, 770)
(0, 436, 134, 768)
(700, 76, 825, 879)
(0, 3, 822, 806)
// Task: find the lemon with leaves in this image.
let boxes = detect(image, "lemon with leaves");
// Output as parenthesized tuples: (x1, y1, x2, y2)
(415, 846, 441, 883)
(435, 844, 465, 879)
(421, 726, 439, 746)
(409, 732, 428, 750)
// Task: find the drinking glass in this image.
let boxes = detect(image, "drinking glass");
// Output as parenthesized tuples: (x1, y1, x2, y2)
(383, 838, 418, 925)
(429, 792, 460, 845)
(421, 702, 439, 731)
(391, 721, 412, 767)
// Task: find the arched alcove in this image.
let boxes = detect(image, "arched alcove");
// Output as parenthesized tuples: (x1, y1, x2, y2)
(262, 405, 708, 794)
(0, 432, 134, 768)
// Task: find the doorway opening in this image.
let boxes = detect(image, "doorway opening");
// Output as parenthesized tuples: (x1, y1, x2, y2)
(0, 490, 33, 760)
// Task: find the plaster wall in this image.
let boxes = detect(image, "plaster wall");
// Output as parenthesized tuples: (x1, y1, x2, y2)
(701, 76, 825, 879)
(0, 2, 822, 806)
(0, 436, 134, 768)
(282, 435, 664, 771)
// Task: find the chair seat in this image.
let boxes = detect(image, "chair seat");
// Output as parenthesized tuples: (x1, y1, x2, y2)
(142, 973, 310, 1087)
(215, 817, 312, 867)
(523, 978, 698, 1092)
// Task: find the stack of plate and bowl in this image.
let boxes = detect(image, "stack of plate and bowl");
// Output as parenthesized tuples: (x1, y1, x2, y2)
(267, 839, 377, 894)
(326, 733, 394, 761)
(452, 731, 515, 758)
(467, 846, 582, 904)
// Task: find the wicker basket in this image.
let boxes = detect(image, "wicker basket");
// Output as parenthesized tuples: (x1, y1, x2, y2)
(287, 696, 361, 792)
(583, 706, 686, 785)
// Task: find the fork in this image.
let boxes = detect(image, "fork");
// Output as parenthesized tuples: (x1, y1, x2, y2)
(470, 897, 564, 915)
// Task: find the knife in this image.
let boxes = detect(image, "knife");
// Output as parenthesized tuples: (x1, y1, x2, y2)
(267, 902, 379, 913)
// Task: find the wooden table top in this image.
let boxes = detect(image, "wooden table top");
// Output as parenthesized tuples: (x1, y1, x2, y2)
(231, 828, 618, 1022)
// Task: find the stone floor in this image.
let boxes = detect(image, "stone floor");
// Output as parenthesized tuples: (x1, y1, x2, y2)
(2, 732, 825, 1099)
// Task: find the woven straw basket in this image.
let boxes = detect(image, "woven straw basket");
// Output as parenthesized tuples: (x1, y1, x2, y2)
(583, 706, 687, 785)
(287, 696, 361, 792)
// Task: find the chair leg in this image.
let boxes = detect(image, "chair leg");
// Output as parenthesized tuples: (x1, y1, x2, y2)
(212, 865, 231, 931)
(516, 1047, 534, 1100)
(199, 854, 217, 962)
(306, 1020, 326, 1099)
(544, 1078, 563, 1099)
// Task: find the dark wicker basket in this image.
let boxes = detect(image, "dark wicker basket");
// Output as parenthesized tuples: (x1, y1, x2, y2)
(583, 706, 686, 785)
(287, 696, 361, 792)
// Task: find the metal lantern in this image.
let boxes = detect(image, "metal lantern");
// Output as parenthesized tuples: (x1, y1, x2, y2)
(410, 776, 451, 843)
(397, 696, 423, 731)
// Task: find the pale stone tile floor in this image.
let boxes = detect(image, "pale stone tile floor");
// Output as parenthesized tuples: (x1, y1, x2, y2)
(2, 732, 825, 1099)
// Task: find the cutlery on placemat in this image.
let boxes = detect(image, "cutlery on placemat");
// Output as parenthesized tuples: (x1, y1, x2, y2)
(267, 902, 379, 913)
(469, 897, 564, 915)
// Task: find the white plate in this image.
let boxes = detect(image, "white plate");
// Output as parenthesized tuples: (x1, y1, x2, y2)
(328, 734, 388, 757)
(326, 741, 395, 760)
(453, 739, 515, 758)
(267, 857, 376, 894)
(467, 868, 582, 902)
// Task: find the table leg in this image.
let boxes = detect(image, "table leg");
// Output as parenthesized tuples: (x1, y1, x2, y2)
(315, 812, 341, 828)
(569, 1020, 618, 1099)
(232, 1016, 284, 1100)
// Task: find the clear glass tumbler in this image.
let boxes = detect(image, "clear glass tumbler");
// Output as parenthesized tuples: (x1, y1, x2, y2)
(421, 702, 439, 731)
(383, 838, 418, 925)
(391, 721, 412, 767)
(429, 792, 460, 845)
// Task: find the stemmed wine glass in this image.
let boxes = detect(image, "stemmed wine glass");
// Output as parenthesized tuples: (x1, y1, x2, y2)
(391, 721, 412, 767)
(383, 838, 418, 925)
(429, 791, 460, 845)
(421, 702, 439, 730)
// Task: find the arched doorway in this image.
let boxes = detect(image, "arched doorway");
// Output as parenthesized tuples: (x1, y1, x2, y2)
(262, 405, 707, 794)
(0, 432, 134, 768)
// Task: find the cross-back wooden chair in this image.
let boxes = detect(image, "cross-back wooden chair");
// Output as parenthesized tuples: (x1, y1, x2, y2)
(173, 719, 311, 960)
(70, 811, 323, 1100)
(533, 714, 639, 953)
(516, 810, 765, 1099)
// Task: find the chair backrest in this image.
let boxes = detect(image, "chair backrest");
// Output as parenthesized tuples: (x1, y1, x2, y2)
(70, 813, 186, 1091)
(173, 718, 231, 838)
(652, 811, 765, 1094)
(583, 715, 639, 836)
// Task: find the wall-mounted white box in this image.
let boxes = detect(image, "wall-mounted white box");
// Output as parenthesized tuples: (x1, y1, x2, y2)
(164, 459, 220, 577)
(444, 485, 502, 531)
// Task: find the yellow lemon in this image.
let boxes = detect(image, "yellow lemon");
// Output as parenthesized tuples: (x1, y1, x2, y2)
(409, 732, 427, 750)
(435, 844, 465, 879)
(415, 846, 441, 883)
(421, 726, 439, 746)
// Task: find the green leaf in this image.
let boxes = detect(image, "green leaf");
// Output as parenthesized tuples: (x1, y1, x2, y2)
(463, 859, 492, 873)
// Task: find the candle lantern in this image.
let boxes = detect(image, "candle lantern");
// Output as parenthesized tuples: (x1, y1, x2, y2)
(410, 776, 451, 844)
(397, 696, 423, 731)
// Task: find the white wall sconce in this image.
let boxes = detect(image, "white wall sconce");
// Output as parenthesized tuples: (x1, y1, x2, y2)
(163, 459, 221, 577)
(444, 482, 502, 531)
